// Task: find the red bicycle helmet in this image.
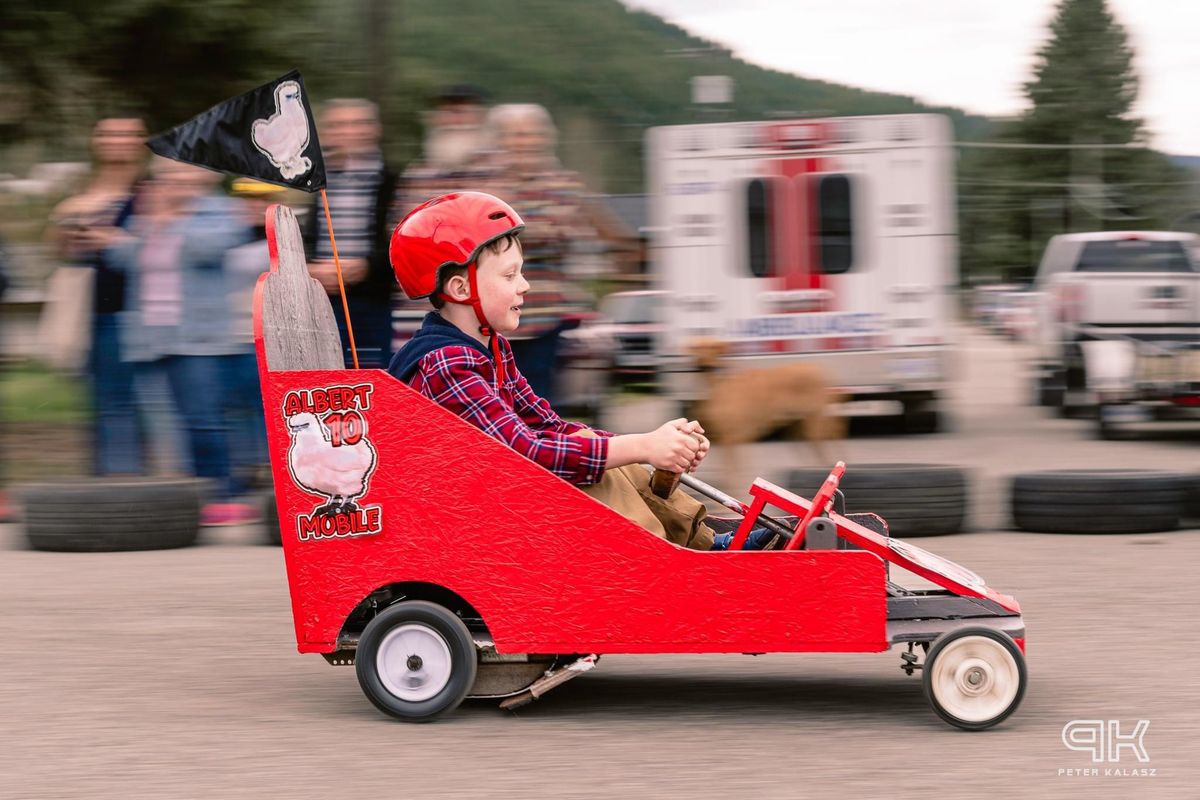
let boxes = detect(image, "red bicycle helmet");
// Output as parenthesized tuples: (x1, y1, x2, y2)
(390, 191, 524, 300)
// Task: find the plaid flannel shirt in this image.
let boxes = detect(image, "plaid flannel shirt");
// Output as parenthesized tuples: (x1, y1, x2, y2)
(410, 336, 614, 485)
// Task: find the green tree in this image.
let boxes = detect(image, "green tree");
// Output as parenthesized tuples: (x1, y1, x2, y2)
(0, 0, 317, 155)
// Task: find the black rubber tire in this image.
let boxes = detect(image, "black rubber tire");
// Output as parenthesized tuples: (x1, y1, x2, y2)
(923, 627, 1027, 731)
(20, 478, 205, 552)
(355, 601, 477, 723)
(1185, 476, 1200, 523)
(787, 464, 968, 536)
(1011, 470, 1187, 534)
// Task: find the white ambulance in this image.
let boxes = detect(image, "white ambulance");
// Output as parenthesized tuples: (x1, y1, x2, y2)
(645, 113, 958, 431)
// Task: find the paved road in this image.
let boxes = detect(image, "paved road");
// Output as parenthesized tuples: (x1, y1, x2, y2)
(2, 326, 1197, 799)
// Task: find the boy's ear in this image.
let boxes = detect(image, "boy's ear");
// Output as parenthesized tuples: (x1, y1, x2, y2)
(445, 273, 471, 300)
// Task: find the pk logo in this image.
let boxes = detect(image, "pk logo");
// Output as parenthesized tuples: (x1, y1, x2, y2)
(1062, 720, 1150, 763)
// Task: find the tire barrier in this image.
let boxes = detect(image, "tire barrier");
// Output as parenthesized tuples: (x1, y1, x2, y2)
(21, 477, 206, 552)
(15, 468, 1197, 549)
(1011, 470, 1189, 534)
(787, 464, 968, 537)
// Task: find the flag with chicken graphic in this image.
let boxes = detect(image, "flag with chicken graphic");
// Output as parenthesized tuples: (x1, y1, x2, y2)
(146, 70, 326, 192)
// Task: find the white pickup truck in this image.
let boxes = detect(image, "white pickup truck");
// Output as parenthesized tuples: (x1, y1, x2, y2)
(1031, 231, 1200, 438)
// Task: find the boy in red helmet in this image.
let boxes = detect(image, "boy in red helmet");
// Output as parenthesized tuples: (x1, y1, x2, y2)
(388, 192, 773, 551)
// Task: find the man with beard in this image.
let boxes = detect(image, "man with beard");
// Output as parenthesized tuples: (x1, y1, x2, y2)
(390, 85, 495, 350)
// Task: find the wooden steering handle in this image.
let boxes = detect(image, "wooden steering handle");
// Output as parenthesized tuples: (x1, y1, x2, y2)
(649, 468, 683, 499)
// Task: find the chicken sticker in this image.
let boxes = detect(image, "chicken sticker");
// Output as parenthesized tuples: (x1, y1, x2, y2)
(282, 384, 381, 542)
(251, 80, 314, 181)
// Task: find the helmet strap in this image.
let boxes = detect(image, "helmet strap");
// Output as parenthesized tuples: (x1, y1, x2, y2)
(438, 261, 509, 401)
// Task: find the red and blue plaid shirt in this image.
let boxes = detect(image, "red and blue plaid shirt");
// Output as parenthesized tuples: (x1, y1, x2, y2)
(408, 334, 614, 485)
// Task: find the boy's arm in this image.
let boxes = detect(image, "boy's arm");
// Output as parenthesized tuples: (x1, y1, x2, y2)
(419, 349, 610, 485)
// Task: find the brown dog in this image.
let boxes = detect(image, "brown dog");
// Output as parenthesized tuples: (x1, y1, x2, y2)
(688, 338, 846, 487)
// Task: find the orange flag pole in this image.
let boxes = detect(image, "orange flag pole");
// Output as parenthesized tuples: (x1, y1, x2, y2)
(319, 187, 360, 369)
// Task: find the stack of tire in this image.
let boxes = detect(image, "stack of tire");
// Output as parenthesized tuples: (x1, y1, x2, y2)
(21, 478, 207, 552)
(787, 464, 969, 537)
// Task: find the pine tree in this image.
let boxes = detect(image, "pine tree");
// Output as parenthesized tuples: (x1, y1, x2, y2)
(1020, 0, 1141, 147)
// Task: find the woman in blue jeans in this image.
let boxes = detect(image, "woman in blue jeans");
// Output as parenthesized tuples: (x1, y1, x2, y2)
(103, 159, 256, 525)
(47, 117, 147, 475)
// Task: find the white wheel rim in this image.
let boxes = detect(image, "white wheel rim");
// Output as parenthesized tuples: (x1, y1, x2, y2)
(376, 623, 454, 702)
(930, 635, 1019, 724)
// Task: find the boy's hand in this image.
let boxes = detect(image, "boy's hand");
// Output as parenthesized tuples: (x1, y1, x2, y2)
(74, 226, 129, 252)
(644, 418, 701, 472)
(673, 419, 710, 472)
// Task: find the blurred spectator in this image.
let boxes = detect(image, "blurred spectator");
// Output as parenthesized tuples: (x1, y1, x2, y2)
(483, 103, 598, 405)
(45, 117, 147, 475)
(222, 178, 283, 492)
(105, 158, 255, 524)
(0, 236, 8, 300)
(419, 83, 491, 175)
(0, 237, 7, 521)
(303, 99, 398, 369)
(390, 84, 493, 351)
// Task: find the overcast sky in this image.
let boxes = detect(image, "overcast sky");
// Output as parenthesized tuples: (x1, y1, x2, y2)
(621, 0, 1200, 155)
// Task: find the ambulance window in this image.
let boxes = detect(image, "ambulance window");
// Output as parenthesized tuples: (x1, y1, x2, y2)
(817, 174, 854, 274)
(746, 178, 774, 278)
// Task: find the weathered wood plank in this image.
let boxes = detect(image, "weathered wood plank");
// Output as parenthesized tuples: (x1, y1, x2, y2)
(259, 204, 344, 372)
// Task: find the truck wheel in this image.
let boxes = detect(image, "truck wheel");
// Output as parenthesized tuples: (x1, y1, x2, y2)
(1034, 375, 1064, 408)
(901, 398, 942, 435)
(1096, 406, 1123, 441)
(787, 464, 968, 536)
(924, 627, 1026, 731)
(355, 601, 477, 722)
(1011, 470, 1187, 533)
(20, 478, 205, 552)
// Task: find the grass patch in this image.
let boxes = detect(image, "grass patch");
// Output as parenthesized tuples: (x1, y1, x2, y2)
(1, 360, 89, 424)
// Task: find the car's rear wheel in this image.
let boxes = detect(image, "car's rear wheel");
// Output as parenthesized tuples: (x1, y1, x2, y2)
(923, 627, 1026, 731)
(355, 601, 477, 722)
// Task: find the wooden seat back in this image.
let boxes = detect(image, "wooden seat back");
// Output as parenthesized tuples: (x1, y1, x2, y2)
(255, 203, 344, 373)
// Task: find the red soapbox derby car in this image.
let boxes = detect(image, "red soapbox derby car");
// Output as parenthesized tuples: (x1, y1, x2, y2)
(256, 206, 1027, 730)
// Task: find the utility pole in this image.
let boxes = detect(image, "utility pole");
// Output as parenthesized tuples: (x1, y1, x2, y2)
(365, 0, 393, 120)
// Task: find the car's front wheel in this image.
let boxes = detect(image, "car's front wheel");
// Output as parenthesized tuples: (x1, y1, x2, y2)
(923, 627, 1026, 731)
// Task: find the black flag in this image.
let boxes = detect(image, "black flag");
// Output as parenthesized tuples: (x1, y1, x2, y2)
(147, 70, 325, 193)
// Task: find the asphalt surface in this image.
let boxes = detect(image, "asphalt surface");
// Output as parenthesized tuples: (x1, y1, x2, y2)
(3, 325, 1198, 799)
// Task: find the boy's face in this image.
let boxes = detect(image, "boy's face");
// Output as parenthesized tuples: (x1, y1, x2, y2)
(473, 241, 528, 334)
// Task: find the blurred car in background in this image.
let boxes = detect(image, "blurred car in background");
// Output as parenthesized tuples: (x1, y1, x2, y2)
(994, 287, 1039, 342)
(557, 313, 617, 420)
(972, 283, 1024, 332)
(1030, 230, 1200, 437)
(557, 290, 665, 417)
(598, 289, 665, 384)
